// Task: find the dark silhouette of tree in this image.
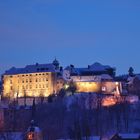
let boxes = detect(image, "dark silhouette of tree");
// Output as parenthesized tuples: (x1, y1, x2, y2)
(23, 90, 27, 107)
(59, 88, 66, 98)
(32, 98, 36, 120)
(67, 81, 77, 95)
(128, 67, 134, 77)
(47, 95, 53, 103)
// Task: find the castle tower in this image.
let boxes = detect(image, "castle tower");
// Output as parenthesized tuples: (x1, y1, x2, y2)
(52, 58, 60, 70)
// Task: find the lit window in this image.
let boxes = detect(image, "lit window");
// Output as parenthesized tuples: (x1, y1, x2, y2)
(27, 132, 34, 140)
(102, 87, 106, 91)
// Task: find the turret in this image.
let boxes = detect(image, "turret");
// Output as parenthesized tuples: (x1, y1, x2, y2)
(26, 120, 42, 140)
(52, 58, 60, 70)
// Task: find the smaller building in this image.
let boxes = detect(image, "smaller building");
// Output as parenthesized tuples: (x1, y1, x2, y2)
(26, 120, 42, 140)
(63, 63, 121, 95)
(0, 81, 2, 100)
(0, 132, 23, 140)
(110, 133, 140, 140)
(127, 75, 140, 96)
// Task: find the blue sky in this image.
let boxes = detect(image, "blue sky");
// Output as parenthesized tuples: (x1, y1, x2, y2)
(0, 0, 140, 75)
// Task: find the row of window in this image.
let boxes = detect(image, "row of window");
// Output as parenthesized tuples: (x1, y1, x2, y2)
(10, 84, 49, 90)
(10, 78, 49, 84)
(21, 78, 48, 83)
(9, 73, 49, 78)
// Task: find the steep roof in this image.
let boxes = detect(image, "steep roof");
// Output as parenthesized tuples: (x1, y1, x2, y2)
(4, 63, 57, 75)
(65, 62, 115, 76)
(118, 133, 140, 139)
(89, 62, 112, 71)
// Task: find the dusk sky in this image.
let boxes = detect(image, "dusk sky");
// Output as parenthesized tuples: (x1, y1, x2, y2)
(0, 0, 140, 75)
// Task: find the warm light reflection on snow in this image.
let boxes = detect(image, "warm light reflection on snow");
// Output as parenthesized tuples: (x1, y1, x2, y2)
(102, 96, 117, 106)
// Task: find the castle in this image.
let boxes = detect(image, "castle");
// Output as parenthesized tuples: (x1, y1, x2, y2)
(2, 59, 122, 100)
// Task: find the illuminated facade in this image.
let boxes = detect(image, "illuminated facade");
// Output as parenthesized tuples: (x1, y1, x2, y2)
(64, 63, 122, 95)
(2, 72, 57, 98)
(2, 60, 60, 99)
(2, 61, 122, 100)
(75, 81, 122, 95)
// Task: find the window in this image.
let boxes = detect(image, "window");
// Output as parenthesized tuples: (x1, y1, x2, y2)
(36, 79, 38, 82)
(46, 79, 48, 81)
(26, 79, 28, 83)
(39, 84, 41, 88)
(10, 80, 12, 84)
(102, 87, 106, 92)
(22, 80, 24, 83)
(22, 75, 24, 77)
(30, 85, 32, 89)
(10, 86, 12, 90)
(36, 85, 38, 88)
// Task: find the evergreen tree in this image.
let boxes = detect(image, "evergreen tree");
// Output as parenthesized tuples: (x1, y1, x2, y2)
(128, 67, 134, 76)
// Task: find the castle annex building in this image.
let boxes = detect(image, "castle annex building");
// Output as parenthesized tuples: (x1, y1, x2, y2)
(2, 59, 60, 99)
